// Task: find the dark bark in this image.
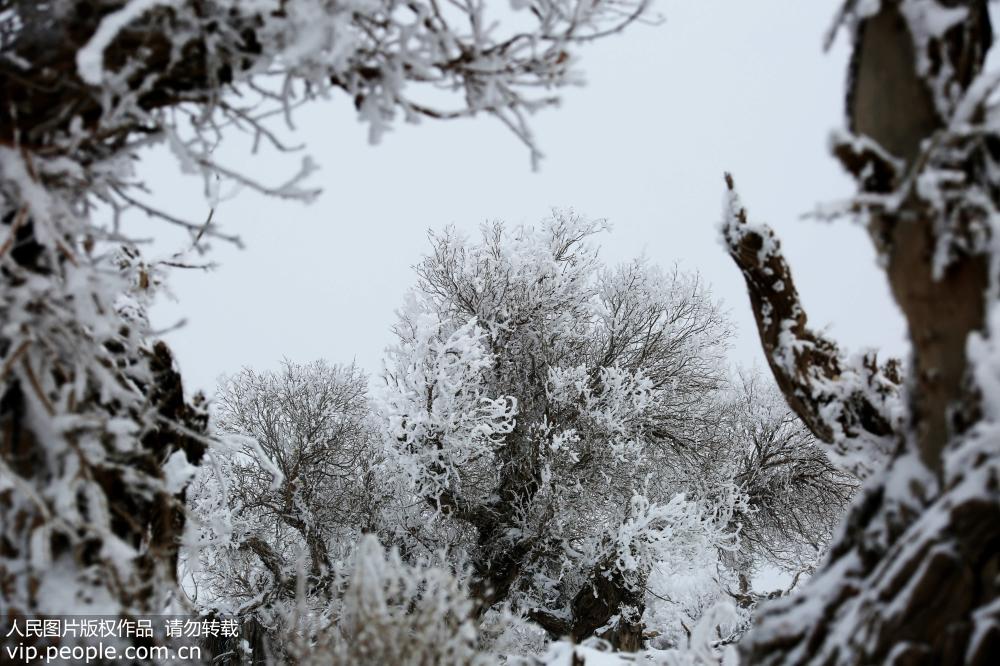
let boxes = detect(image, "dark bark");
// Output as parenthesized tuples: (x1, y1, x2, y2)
(529, 556, 646, 652)
(465, 420, 543, 614)
(848, 0, 994, 473)
(569, 562, 645, 652)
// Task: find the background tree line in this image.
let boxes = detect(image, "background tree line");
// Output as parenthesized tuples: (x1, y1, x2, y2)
(184, 214, 857, 661)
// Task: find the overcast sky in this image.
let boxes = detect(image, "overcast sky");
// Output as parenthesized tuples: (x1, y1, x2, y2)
(135, 0, 909, 397)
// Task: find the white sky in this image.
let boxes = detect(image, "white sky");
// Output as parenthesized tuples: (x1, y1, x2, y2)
(135, 0, 909, 397)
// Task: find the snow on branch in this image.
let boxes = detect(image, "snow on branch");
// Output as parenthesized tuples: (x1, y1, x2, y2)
(5, 0, 652, 170)
(720, 173, 901, 477)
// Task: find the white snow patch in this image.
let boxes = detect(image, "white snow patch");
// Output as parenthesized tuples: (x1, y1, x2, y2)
(77, 0, 181, 85)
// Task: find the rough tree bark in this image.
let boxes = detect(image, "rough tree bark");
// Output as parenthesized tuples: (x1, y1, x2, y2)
(529, 556, 646, 652)
(727, 1, 1000, 663)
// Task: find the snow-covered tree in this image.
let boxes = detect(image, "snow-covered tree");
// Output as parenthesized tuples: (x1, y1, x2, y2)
(710, 372, 859, 577)
(381, 213, 742, 649)
(0, 0, 648, 623)
(186, 361, 376, 613)
(724, 2, 1000, 662)
(184, 360, 394, 657)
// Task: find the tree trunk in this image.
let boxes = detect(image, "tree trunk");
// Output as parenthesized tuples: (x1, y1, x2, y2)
(529, 556, 647, 652)
(729, 2, 1000, 663)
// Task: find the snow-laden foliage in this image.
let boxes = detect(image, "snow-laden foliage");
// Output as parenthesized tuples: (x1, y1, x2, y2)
(169, 214, 855, 661)
(296, 535, 487, 666)
(6, 0, 650, 176)
(166, 215, 856, 661)
(527, 601, 741, 665)
(707, 373, 859, 575)
(0, 146, 209, 618)
(185, 362, 387, 616)
(189, 533, 490, 664)
(609, 494, 737, 597)
(379, 213, 849, 652)
(384, 312, 518, 508)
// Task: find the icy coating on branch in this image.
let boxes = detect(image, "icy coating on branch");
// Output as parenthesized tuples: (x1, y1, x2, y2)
(4, 0, 650, 170)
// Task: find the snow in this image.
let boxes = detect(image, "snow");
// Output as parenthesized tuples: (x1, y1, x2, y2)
(76, 0, 182, 86)
(900, 0, 968, 41)
(164, 449, 198, 493)
(535, 602, 741, 665)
